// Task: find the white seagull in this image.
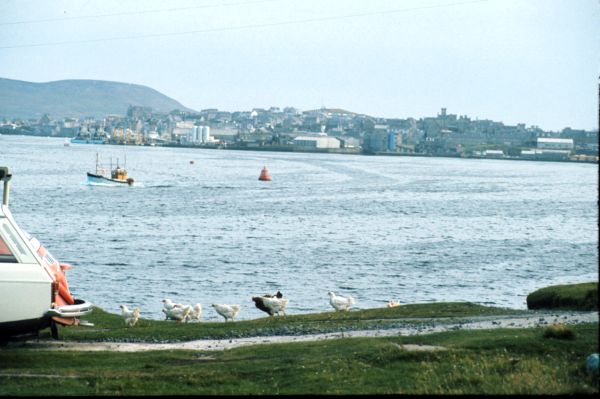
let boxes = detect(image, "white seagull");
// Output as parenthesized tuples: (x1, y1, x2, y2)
(328, 291, 356, 312)
(211, 304, 241, 322)
(162, 304, 192, 322)
(119, 304, 140, 327)
(186, 303, 203, 322)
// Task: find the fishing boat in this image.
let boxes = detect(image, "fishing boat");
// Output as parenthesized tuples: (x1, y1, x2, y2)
(70, 132, 107, 144)
(0, 167, 93, 341)
(87, 153, 134, 186)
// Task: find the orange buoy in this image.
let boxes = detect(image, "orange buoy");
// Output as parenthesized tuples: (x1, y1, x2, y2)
(258, 166, 271, 181)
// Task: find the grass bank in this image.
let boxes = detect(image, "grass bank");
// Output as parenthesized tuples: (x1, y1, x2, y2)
(527, 282, 598, 311)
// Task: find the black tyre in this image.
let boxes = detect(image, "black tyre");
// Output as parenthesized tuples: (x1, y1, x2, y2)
(50, 321, 59, 340)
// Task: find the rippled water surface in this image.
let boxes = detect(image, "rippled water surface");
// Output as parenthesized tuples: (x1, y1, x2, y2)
(1, 135, 598, 320)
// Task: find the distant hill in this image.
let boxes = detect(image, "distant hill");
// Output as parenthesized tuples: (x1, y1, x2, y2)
(303, 107, 361, 116)
(0, 78, 195, 119)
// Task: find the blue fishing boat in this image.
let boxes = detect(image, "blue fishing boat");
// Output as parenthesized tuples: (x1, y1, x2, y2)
(71, 132, 107, 144)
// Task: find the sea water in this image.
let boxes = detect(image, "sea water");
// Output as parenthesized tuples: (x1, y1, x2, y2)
(1, 135, 597, 320)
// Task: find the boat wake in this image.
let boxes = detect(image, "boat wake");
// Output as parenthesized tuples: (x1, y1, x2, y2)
(84, 181, 133, 188)
(142, 184, 173, 188)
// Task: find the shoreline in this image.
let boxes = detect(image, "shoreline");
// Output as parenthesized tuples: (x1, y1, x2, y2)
(17, 310, 598, 353)
(3, 134, 598, 164)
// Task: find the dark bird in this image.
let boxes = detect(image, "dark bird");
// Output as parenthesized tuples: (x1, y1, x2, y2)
(264, 290, 283, 298)
(252, 296, 272, 315)
(252, 291, 288, 317)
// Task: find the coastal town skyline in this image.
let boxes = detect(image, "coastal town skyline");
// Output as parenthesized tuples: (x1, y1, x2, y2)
(1, 0, 599, 132)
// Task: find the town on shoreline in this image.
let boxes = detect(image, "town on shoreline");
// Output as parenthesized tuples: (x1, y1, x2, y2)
(2, 105, 598, 164)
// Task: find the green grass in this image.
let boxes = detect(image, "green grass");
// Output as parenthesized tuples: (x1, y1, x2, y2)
(0, 323, 597, 395)
(543, 323, 577, 340)
(527, 282, 598, 311)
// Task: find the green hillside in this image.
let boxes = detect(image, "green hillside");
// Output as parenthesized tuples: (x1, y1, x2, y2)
(0, 78, 195, 119)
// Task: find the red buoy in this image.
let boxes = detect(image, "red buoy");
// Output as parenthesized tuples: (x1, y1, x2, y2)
(258, 166, 271, 181)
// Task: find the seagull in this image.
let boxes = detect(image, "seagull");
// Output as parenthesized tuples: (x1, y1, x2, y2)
(162, 298, 185, 320)
(186, 303, 202, 322)
(387, 300, 401, 308)
(162, 304, 192, 322)
(119, 304, 140, 327)
(211, 304, 241, 322)
(252, 295, 289, 317)
(328, 291, 356, 312)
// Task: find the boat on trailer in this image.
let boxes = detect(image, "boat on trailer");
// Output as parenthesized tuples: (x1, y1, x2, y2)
(0, 167, 93, 341)
(87, 152, 134, 186)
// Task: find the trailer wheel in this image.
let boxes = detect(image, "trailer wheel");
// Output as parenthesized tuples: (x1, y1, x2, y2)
(50, 321, 59, 340)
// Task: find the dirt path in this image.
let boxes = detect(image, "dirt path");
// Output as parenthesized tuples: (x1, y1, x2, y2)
(19, 310, 599, 353)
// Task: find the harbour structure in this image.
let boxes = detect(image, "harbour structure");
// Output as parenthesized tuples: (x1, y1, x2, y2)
(201, 126, 210, 143)
(388, 129, 396, 152)
(187, 125, 212, 144)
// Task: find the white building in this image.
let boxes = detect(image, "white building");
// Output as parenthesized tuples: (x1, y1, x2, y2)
(293, 136, 341, 149)
(484, 150, 504, 158)
(537, 138, 574, 150)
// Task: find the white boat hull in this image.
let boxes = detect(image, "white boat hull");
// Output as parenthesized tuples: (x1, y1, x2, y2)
(87, 172, 133, 186)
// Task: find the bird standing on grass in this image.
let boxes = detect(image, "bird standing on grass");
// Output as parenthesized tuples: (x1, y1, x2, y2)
(212, 304, 241, 322)
(252, 292, 289, 317)
(186, 303, 203, 322)
(387, 300, 400, 308)
(162, 304, 192, 322)
(162, 298, 184, 319)
(119, 304, 140, 327)
(328, 291, 356, 312)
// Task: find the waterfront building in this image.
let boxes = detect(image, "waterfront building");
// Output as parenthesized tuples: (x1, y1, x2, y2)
(363, 130, 391, 153)
(537, 137, 574, 150)
(484, 150, 504, 158)
(293, 136, 340, 149)
(520, 148, 571, 161)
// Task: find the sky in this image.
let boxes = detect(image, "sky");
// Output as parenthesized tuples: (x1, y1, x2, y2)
(0, 0, 599, 131)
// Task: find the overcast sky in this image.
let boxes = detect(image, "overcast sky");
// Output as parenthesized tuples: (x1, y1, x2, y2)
(1, 0, 598, 131)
